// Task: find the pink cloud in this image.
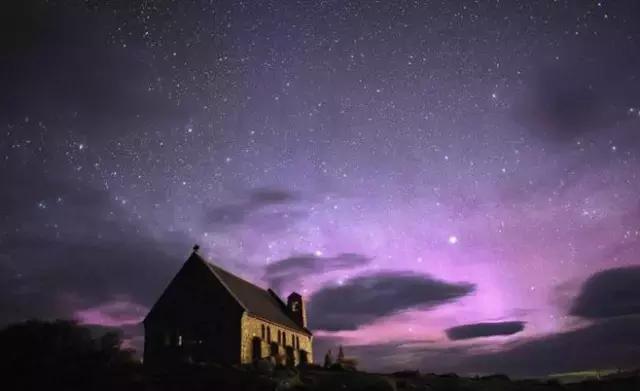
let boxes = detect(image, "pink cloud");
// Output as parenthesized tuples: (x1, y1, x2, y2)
(74, 297, 147, 327)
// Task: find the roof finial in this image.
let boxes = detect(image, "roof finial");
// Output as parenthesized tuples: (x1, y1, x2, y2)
(192, 244, 200, 253)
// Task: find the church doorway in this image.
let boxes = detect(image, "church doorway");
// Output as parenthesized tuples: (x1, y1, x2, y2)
(285, 346, 295, 367)
(252, 337, 262, 361)
(299, 350, 308, 366)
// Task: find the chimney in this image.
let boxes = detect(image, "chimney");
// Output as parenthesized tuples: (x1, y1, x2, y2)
(287, 292, 307, 328)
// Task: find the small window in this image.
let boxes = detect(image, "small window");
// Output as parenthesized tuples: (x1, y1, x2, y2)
(296, 336, 300, 349)
(277, 330, 281, 344)
(261, 324, 265, 339)
(282, 331, 286, 346)
(267, 326, 272, 342)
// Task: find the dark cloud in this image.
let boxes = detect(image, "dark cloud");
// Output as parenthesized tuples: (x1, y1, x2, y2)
(445, 321, 525, 341)
(334, 316, 640, 377)
(570, 266, 640, 319)
(0, 161, 189, 327)
(250, 210, 309, 233)
(263, 253, 371, 294)
(83, 322, 145, 356)
(308, 272, 475, 331)
(249, 188, 298, 204)
(515, 40, 640, 144)
(206, 187, 305, 230)
(0, 233, 183, 324)
(207, 203, 255, 226)
(459, 315, 640, 377)
(520, 66, 611, 141)
(325, 267, 640, 376)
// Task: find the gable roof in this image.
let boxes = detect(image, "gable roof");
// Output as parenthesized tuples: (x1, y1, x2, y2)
(193, 253, 312, 335)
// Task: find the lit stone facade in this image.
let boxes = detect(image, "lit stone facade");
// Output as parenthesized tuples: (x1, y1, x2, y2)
(144, 250, 313, 367)
(240, 313, 313, 365)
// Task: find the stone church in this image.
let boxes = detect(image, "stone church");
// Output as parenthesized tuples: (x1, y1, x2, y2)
(143, 247, 313, 367)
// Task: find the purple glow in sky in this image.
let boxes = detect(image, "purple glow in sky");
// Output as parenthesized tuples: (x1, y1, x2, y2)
(1, 0, 640, 377)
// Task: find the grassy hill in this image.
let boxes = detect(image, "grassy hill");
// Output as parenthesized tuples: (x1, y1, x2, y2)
(2, 320, 637, 390)
(89, 363, 640, 391)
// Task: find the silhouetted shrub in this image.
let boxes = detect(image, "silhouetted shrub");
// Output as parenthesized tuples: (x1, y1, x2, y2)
(546, 378, 561, 386)
(339, 357, 359, 370)
(392, 370, 420, 378)
(323, 349, 334, 368)
(329, 362, 346, 371)
(0, 319, 135, 389)
(313, 371, 395, 391)
(479, 373, 510, 381)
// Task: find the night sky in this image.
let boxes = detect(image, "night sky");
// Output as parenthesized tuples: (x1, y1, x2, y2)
(2, 0, 640, 377)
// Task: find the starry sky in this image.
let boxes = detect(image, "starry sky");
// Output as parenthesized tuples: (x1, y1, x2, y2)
(2, 0, 640, 377)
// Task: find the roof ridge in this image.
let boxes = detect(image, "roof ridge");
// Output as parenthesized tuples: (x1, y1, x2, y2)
(200, 258, 249, 312)
(208, 261, 270, 293)
(267, 288, 288, 309)
(194, 252, 311, 335)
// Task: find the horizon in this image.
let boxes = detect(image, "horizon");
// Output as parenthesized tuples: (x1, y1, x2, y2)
(1, 0, 639, 379)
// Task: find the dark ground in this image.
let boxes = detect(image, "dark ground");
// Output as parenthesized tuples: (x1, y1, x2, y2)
(6, 359, 640, 391)
(2, 320, 638, 390)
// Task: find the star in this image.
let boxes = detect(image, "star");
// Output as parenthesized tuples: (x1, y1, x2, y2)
(3, 0, 639, 376)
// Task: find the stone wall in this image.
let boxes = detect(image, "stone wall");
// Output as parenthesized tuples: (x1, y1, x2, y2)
(240, 313, 313, 365)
